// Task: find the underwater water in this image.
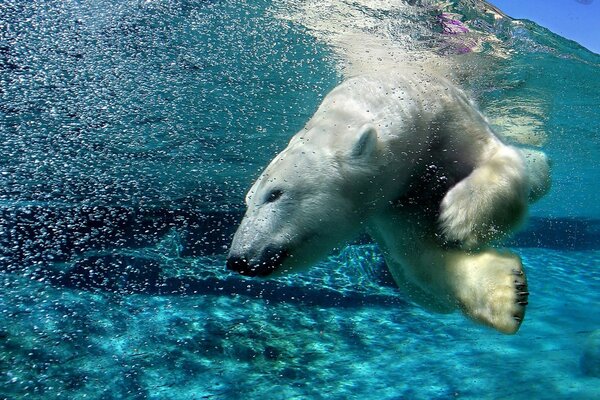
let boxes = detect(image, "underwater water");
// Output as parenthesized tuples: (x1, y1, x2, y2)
(1, 0, 599, 398)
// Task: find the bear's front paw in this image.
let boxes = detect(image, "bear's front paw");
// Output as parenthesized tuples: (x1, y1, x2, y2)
(438, 162, 527, 249)
(438, 179, 489, 249)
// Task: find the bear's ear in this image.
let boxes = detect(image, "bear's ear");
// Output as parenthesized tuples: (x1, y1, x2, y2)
(350, 124, 378, 158)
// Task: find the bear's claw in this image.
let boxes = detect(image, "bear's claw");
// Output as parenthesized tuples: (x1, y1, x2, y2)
(456, 251, 528, 334)
(511, 266, 528, 330)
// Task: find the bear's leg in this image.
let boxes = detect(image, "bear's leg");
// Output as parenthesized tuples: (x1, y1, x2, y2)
(401, 246, 528, 334)
(439, 145, 528, 249)
(369, 212, 528, 334)
(378, 253, 457, 314)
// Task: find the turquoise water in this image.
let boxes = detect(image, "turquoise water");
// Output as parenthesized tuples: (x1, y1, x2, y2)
(1, 0, 599, 399)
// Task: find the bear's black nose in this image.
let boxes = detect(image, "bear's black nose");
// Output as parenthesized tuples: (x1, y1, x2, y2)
(226, 255, 251, 274)
(226, 248, 287, 277)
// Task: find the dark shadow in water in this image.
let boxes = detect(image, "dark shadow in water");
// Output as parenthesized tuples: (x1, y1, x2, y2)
(507, 216, 600, 251)
(28, 253, 407, 309)
(2, 205, 599, 275)
(0, 205, 242, 271)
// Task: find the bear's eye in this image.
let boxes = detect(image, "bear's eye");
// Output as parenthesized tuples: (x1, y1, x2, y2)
(265, 189, 283, 204)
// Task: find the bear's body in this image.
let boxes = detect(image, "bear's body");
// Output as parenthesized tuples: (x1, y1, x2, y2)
(227, 72, 550, 334)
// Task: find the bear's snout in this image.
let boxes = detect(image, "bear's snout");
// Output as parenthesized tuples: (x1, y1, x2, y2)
(226, 247, 288, 277)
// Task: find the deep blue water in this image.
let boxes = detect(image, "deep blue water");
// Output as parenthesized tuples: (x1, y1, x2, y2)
(1, 0, 599, 399)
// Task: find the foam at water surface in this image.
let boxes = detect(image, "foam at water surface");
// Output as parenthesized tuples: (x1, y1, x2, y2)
(1, 0, 599, 398)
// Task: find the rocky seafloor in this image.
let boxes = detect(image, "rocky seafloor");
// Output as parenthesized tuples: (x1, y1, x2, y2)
(1, 238, 599, 399)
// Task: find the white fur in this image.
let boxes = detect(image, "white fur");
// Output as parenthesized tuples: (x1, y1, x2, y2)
(439, 145, 528, 249)
(229, 72, 549, 334)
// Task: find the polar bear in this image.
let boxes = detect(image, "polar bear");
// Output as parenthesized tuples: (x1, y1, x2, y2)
(227, 71, 550, 334)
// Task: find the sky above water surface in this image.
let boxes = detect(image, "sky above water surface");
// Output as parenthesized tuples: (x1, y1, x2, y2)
(491, 0, 600, 54)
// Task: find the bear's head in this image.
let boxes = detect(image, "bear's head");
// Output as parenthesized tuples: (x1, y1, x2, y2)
(227, 122, 386, 277)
